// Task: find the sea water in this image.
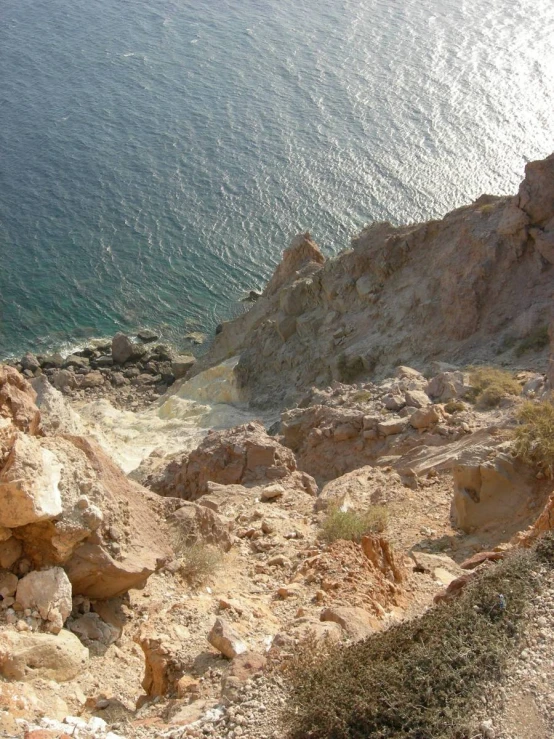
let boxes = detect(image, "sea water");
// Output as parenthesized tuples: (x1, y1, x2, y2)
(1, 0, 553, 358)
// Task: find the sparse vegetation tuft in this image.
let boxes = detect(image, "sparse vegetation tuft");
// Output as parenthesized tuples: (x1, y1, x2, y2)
(516, 325, 549, 356)
(283, 549, 541, 739)
(513, 399, 554, 478)
(468, 366, 521, 408)
(321, 505, 388, 543)
(444, 400, 466, 414)
(178, 544, 223, 585)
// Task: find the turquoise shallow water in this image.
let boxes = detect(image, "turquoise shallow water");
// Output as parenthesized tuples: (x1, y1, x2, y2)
(1, 0, 553, 357)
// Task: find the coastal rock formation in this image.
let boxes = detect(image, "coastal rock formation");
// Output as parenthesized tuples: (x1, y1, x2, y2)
(191, 155, 554, 407)
(139, 421, 317, 500)
(0, 365, 41, 434)
(0, 369, 170, 601)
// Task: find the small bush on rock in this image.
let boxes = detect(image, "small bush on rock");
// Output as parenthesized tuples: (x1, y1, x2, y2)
(283, 549, 539, 739)
(321, 506, 388, 543)
(513, 399, 554, 478)
(468, 366, 521, 408)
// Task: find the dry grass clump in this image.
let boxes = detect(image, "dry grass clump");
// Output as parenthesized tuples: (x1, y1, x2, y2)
(516, 325, 549, 357)
(444, 400, 466, 414)
(513, 399, 554, 478)
(321, 506, 388, 543)
(177, 544, 223, 585)
(283, 549, 540, 739)
(468, 366, 521, 408)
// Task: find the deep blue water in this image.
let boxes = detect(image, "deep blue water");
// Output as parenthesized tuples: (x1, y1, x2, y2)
(1, 0, 553, 357)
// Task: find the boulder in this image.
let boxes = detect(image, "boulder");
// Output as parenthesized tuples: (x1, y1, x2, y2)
(208, 618, 248, 659)
(171, 355, 196, 380)
(404, 389, 430, 408)
(111, 333, 146, 364)
(16, 567, 72, 634)
(452, 449, 533, 533)
(0, 630, 88, 682)
(68, 612, 119, 646)
(30, 376, 85, 436)
(51, 369, 78, 392)
(21, 353, 40, 372)
(378, 418, 408, 436)
(0, 365, 40, 434)
(0, 433, 63, 527)
(409, 406, 440, 429)
(137, 329, 159, 343)
(145, 421, 315, 501)
(320, 606, 377, 641)
(169, 502, 233, 552)
(79, 371, 104, 388)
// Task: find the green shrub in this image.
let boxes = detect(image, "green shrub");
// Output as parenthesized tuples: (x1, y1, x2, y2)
(468, 366, 521, 408)
(513, 399, 554, 477)
(283, 549, 539, 739)
(516, 325, 549, 356)
(321, 506, 388, 543)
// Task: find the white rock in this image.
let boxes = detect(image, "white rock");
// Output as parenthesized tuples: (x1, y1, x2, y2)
(16, 567, 72, 634)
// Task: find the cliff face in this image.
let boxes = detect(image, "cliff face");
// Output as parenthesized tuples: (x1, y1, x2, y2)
(193, 154, 554, 406)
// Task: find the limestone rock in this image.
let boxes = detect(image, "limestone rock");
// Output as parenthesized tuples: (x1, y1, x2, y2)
(0, 629, 88, 682)
(68, 612, 119, 646)
(16, 567, 72, 634)
(0, 433, 63, 527)
(452, 449, 534, 533)
(404, 389, 430, 408)
(172, 355, 196, 380)
(361, 535, 405, 583)
(169, 502, 233, 552)
(30, 375, 85, 436)
(0, 366, 40, 435)
(320, 606, 377, 641)
(208, 617, 248, 659)
(79, 371, 105, 389)
(111, 333, 146, 364)
(409, 406, 440, 429)
(378, 417, 408, 436)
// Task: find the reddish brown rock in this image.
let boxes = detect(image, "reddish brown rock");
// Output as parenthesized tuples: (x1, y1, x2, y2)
(460, 551, 506, 569)
(143, 421, 315, 501)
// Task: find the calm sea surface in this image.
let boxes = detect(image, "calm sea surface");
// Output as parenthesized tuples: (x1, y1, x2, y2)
(1, 0, 553, 357)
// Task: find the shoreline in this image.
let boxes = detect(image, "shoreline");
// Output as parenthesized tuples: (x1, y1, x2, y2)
(6, 332, 204, 413)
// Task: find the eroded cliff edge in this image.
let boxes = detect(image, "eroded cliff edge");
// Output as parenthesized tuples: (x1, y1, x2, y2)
(191, 153, 554, 407)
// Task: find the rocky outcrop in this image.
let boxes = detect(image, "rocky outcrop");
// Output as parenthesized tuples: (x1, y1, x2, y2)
(189, 154, 554, 407)
(0, 366, 41, 434)
(140, 421, 317, 500)
(0, 368, 170, 599)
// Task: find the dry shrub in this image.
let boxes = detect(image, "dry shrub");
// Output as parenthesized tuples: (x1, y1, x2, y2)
(513, 399, 554, 478)
(177, 544, 223, 585)
(468, 366, 521, 408)
(444, 400, 466, 414)
(321, 506, 388, 543)
(283, 549, 539, 739)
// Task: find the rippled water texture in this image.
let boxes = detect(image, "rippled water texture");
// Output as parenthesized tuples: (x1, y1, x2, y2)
(1, 0, 553, 356)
